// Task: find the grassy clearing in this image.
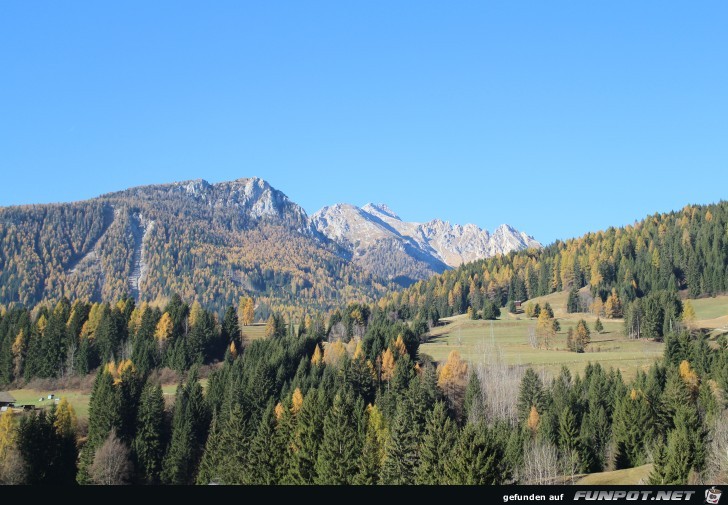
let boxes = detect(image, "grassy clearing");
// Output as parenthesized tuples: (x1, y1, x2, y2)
(690, 295, 728, 321)
(421, 294, 664, 380)
(8, 388, 91, 419)
(6, 378, 208, 420)
(242, 323, 268, 341)
(578, 464, 653, 485)
(690, 296, 728, 335)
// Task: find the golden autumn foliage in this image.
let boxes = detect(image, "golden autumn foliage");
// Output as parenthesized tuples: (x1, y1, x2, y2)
(155, 312, 173, 341)
(106, 359, 136, 384)
(323, 341, 346, 367)
(238, 296, 255, 327)
(274, 402, 285, 421)
(127, 301, 149, 335)
(53, 398, 77, 438)
(682, 300, 697, 329)
(536, 311, 556, 349)
(36, 314, 47, 336)
(438, 350, 468, 389)
(392, 334, 407, 357)
(228, 341, 238, 358)
(604, 289, 623, 318)
(291, 388, 304, 415)
(380, 348, 396, 381)
(311, 344, 323, 366)
(0, 410, 16, 461)
(353, 340, 364, 359)
(679, 360, 699, 394)
(188, 301, 203, 328)
(264, 315, 276, 338)
(365, 404, 388, 463)
(527, 405, 540, 434)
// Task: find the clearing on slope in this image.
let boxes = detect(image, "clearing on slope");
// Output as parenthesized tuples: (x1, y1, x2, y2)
(420, 292, 663, 379)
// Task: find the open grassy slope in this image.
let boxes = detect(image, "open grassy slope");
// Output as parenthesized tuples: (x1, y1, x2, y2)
(420, 291, 663, 379)
(690, 295, 728, 335)
(578, 464, 653, 485)
(7, 381, 206, 420)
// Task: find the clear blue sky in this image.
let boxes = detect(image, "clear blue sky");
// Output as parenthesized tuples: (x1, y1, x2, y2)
(1, 2, 727, 245)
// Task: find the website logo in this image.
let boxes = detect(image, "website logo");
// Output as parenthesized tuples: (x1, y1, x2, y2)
(706, 488, 722, 505)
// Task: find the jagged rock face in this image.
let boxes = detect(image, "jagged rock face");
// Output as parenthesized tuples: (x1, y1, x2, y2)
(312, 202, 540, 284)
(109, 177, 311, 230)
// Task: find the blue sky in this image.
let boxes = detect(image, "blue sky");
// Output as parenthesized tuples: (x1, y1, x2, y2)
(1, 2, 727, 245)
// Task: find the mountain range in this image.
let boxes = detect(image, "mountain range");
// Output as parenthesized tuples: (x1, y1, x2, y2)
(312, 202, 540, 284)
(0, 177, 539, 312)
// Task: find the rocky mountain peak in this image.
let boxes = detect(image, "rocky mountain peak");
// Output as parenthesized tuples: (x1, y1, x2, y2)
(362, 203, 400, 220)
(312, 202, 541, 285)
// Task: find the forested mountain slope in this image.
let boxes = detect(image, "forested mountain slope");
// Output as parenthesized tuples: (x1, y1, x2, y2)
(381, 201, 728, 339)
(0, 178, 387, 313)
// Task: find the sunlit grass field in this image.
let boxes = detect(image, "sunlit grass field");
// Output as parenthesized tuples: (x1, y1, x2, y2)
(420, 291, 664, 380)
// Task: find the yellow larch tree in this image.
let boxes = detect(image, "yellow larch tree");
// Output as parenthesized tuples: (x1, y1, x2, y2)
(536, 310, 555, 349)
(291, 388, 304, 415)
(438, 350, 469, 413)
(682, 300, 697, 330)
(311, 344, 323, 366)
(527, 406, 540, 434)
(188, 301, 203, 328)
(155, 312, 173, 341)
(239, 297, 255, 327)
(11, 330, 26, 379)
(392, 334, 407, 357)
(53, 398, 77, 438)
(353, 340, 364, 359)
(36, 314, 47, 337)
(323, 341, 346, 367)
(380, 348, 396, 381)
(0, 411, 16, 462)
(264, 315, 276, 338)
(679, 360, 699, 396)
(274, 402, 285, 422)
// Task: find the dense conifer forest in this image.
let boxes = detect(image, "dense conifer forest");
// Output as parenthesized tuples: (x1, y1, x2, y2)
(1, 201, 728, 484)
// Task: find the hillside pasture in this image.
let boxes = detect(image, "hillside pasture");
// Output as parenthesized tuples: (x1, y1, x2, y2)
(421, 295, 664, 379)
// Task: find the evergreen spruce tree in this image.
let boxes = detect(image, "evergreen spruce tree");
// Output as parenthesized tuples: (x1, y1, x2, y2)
(286, 389, 325, 484)
(463, 370, 486, 423)
(314, 391, 361, 484)
(517, 368, 545, 424)
(567, 286, 579, 313)
(594, 318, 604, 334)
(161, 370, 209, 485)
(161, 386, 197, 484)
(445, 422, 508, 484)
(245, 402, 284, 484)
(662, 423, 693, 484)
(415, 400, 457, 484)
(648, 438, 669, 484)
(380, 400, 420, 484)
(132, 380, 165, 484)
(197, 403, 249, 484)
(78, 368, 122, 484)
(354, 405, 386, 485)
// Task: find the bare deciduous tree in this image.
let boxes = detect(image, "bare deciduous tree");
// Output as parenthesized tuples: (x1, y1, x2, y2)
(328, 321, 347, 342)
(527, 326, 538, 349)
(0, 444, 27, 485)
(473, 342, 524, 424)
(90, 429, 133, 485)
(706, 410, 728, 484)
(521, 439, 561, 484)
